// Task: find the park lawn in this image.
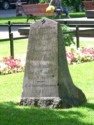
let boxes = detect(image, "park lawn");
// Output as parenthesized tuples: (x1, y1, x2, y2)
(0, 12, 86, 24)
(0, 61, 94, 125)
(0, 39, 28, 60)
(0, 38, 94, 59)
(0, 39, 94, 125)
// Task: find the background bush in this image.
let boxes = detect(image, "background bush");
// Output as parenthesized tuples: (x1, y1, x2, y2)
(62, 25, 75, 46)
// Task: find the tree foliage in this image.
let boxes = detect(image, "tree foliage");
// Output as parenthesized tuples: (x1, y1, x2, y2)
(38, 0, 83, 11)
(62, 25, 74, 46)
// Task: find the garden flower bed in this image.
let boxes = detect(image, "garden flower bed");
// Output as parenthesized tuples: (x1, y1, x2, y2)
(66, 46, 94, 64)
(0, 46, 94, 75)
(0, 55, 25, 75)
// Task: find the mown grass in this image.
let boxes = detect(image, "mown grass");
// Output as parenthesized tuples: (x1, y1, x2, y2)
(74, 37, 94, 48)
(0, 39, 28, 60)
(0, 13, 94, 124)
(0, 38, 94, 125)
(0, 38, 94, 59)
(0, 61, 94, 125)
(0, 12, 86, 24)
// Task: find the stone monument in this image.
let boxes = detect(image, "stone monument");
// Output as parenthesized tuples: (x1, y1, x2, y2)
(20, 18, 86, 108)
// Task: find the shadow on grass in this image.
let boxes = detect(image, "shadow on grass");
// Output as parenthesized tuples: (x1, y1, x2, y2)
(82, 102, 94, 110)
(0, 101, 94, 125)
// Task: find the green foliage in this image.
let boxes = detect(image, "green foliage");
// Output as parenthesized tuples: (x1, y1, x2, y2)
(38, 0, 83, 12)
(61, 0, 71, 6)
(39, 0, 50, 3)
(62, 24, 75, 46)
(39, 0, 71, 6)
(70, 0, 82, 11)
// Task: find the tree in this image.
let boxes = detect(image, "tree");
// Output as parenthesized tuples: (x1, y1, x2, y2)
(62, 0, 82, 12)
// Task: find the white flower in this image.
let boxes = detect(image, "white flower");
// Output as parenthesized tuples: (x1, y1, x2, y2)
(0, 62, 8, 71)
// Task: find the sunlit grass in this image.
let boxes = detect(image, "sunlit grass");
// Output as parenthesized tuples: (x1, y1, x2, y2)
(0, 17, 94, 124)
(0, 61, 94, 125)
(0, 12, 86, 24)
(0, 39, 28, 60)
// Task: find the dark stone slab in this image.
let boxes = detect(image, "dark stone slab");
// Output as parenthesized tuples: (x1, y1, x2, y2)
(18, 27, 94, 37)
(18, 27, 30, 36)
(86, 10, 94, 18)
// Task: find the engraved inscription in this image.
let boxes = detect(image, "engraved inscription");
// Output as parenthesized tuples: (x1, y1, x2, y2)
(22, 18, 58, 98)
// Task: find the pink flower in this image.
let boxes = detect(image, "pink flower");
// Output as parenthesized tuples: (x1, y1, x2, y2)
(0, 56, 25, 75)
(66, 51, 74, 64)
(66, 47, 94, 64)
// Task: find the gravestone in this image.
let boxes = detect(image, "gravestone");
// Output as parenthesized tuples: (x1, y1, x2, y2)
(20, 18, 86, 108)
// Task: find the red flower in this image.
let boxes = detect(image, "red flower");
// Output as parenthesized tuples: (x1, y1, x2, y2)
(66, 51, 74, 63)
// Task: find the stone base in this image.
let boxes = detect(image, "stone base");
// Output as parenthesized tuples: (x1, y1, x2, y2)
(20, 97, 63, 108)
(20, 96, 86, 108)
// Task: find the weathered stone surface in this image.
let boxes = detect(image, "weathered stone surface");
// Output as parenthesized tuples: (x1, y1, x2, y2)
(20, 97, 63, 108)
(20, 18, 86, 108)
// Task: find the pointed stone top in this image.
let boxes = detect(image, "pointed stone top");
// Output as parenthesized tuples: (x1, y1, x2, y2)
(31, 18, 58, 28)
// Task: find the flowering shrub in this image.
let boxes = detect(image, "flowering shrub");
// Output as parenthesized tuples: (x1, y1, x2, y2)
(66, 45, 94, 64)
(0, 46, 94, 75)
(0, 56, 25, 75)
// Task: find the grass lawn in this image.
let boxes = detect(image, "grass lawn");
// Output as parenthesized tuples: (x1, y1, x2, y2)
(0, 39, 28, 60)
(74, 37, 94, 48)
(0, 12, 86, 24)
(0, 38, 94, 59)
(0, 13, 94, 124)
(0, 61, 94, 125)
(0, 38, 94, 125)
